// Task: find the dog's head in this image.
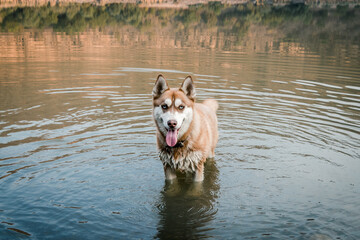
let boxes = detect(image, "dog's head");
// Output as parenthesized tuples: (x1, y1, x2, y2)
(152, 75, 196, 147)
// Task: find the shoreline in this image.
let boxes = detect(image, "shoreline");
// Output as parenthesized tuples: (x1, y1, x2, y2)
(0, 0, 359, 9)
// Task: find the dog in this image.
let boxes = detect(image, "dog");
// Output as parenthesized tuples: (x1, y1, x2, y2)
(152, 75, 218, 182)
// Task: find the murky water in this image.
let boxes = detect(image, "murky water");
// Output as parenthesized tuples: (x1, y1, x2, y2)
(1, 4, 360, 239)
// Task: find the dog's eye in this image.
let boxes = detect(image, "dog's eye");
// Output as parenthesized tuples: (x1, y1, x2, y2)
(161, 104, 168, 110)
(179, 105, 185, 110)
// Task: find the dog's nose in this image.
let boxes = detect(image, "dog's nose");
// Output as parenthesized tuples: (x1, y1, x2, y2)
(167, 120, 177, 129)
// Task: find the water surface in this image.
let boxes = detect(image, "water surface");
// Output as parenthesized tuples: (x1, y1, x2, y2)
(0, 4, 360, 239)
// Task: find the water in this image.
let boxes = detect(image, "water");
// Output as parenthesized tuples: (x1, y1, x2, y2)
(1, 3, 360, 239)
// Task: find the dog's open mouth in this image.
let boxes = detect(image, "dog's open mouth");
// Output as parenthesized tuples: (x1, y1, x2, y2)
(166, 129, 179, 147)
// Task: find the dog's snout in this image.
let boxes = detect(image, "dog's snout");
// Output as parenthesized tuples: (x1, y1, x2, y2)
(167, 120, 177, 129)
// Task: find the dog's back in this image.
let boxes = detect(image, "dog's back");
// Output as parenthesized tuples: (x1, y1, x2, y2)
(202, 99, 219, 112)
(192, 100, 218, 159)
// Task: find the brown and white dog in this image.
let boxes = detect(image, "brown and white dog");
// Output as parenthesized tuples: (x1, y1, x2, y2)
(152, 75, 218, 182)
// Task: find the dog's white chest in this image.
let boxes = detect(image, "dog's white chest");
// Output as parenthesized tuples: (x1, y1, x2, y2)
(159, 149, 202, 172)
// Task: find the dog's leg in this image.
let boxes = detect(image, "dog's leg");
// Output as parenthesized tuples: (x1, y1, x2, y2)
(208, 149, 215, 159)
(194, 162, 204, 182)
(164, 165, 177, 181)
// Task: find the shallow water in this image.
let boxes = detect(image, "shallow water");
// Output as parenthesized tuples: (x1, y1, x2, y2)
(1, 4, 360, 239)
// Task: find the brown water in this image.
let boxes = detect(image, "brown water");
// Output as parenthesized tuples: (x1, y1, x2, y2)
(1, 4, 360, 239)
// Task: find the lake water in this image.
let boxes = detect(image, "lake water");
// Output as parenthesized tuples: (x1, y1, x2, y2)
(0, 3, 360, 239)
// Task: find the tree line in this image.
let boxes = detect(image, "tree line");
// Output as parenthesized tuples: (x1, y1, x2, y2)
(0, 2, 358, 43)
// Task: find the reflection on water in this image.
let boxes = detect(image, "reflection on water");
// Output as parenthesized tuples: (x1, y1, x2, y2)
(0, 3, 360, 239)
(0, 3, 359, 55)
(156, 160, 219, 239)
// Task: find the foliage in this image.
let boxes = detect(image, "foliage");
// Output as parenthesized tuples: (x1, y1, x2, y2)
(0, 2, 359, 42)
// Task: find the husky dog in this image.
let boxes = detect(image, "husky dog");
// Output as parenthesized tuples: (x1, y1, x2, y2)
(152, 75, 218, 182)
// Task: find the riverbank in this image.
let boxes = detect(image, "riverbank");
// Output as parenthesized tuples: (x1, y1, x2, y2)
(0, 0, 359, 9)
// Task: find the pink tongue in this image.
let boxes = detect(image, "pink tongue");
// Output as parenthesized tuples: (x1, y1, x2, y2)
(166, 129, 178, 147)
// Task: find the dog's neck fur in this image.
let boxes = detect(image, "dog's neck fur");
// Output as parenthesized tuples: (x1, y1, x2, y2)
(159, 140, 203, 173)
(157, 125, 204, 173)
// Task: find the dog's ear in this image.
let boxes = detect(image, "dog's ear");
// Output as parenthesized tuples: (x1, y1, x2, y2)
(153, 75, 169, 98)
(180, 76, 196, 101)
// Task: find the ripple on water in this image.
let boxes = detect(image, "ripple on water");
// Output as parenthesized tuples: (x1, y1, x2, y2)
(213, 73, 360, 186)
(0, 85, 155, 182)
(0, 44, 360, 239)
